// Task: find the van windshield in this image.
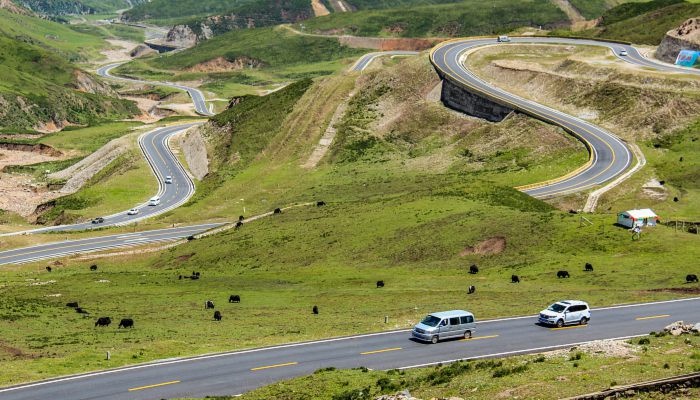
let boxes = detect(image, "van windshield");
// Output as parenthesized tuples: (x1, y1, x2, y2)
(548, 303, 567, 313)
(421, 315, 441, 327)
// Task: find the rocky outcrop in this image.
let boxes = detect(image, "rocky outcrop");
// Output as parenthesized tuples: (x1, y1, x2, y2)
(49, 137, 129, 194)
(663, 320, 700, 336)
(164, 24, 199, 48)
(70, 70, 116, 96)
(129, 44, 157, 58)
(178, 128, 209, 180)
(655, 18, 700, 63)
(165, 0, 313, 45)
(15, 0, 93, 15)
(186, 56, 264, 73)
(0, 0, 32, 15)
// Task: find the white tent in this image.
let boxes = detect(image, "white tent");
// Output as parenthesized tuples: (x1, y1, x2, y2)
(617, 209, 658, 228)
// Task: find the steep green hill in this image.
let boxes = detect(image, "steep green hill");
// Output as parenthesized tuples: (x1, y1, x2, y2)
(113, 26, 368, 95)
(551, 0, 700, 44)
(0, 8, 106, 61)
(0, 21, 137, 130)
(122, 0, 254, 24)
(13, 0, 145, 16)
(299, 0, 567, 37)
(180, 0, 314, 40)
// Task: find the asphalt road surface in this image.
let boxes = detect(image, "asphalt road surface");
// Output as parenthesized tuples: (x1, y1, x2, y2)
(351, 51, 420, 71)
(0, 223, 224, 265)
(431, 37, 700, 198)
(8, 122, 203, 235)
(96, 63, 214, 116)
(1, 297, 697, 400)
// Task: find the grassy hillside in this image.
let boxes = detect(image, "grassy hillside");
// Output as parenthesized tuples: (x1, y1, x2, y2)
(551, 0, 700, 45)
(1, 53, 699, 384)
(0, 32, 137, 130)
(0, 8, 108, 61)
(179, 0, 314, 39)
(568, 0, 645, 20)
(16, 0, 144, 15)
(344, 0, 462, 9)
(122, 0, 253, 24)
(113, 26, 368, 97)
(298, 0, 567, 37)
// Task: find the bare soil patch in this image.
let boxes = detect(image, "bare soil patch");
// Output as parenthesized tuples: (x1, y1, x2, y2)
(460, 236, 506, 256)
(647, 287, 700, 294)
(186, 56, 263, 73)
(100, 39, 140, 64)
(0, 148, 70, 217)
(311, 0, 330, 17)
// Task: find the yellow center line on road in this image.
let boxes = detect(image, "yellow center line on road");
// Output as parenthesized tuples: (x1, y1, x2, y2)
(636, 314, 670, 321)
(459, 334, 499, 342)
(550, 325, 588, 331)
(128, 380, 180, 392)
(250, 361, 298, 371)
(360, 347, 402, 355)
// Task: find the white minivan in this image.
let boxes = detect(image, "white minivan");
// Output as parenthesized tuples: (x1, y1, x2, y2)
(148, 196, 161, 206)
(412, 310, 476, 344)
(497, 35, 511, 42)
(538, 300, 590, 327)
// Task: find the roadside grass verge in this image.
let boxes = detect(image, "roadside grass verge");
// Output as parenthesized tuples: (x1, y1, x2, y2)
(189, 334, 700, 399)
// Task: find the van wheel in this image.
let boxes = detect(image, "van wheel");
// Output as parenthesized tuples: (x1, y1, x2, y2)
(556, 319, 565, 328)
(580, 317, 588, 325)
(431, 336, 439, 344)
(464, 331, 472, 339)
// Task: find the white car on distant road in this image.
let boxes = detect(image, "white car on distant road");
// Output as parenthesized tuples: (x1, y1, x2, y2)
(619, 49, 628, 56)
(538, 300, 590, 328)
(165, 176, 173, 184)
(127, 208, 139, 215)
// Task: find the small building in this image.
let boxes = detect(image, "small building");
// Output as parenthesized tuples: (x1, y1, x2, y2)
(617, 209, 659, 228)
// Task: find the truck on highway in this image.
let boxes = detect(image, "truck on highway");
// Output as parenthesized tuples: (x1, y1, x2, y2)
(497, 35, 511, 42)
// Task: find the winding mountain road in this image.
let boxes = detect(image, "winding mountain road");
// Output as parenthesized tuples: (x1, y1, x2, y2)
(0, 37, 698, 399)
(431, 37, 700, 198)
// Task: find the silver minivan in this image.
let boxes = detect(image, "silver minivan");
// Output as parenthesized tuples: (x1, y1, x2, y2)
(412, 310, 476, 344)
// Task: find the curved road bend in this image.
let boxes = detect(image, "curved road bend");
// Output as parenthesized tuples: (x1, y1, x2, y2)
(97, 63, 214, 116)
(351, 51, 420, 72)
(2, 63, 216, 235)
(431, 37, 700, 198)
(0, 297, 698, 400)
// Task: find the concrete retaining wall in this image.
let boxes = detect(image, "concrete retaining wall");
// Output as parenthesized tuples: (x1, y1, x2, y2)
(439, 78, 513, 122)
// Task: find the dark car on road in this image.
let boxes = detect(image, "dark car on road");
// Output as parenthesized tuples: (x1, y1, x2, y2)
(91, 217, 105, 224)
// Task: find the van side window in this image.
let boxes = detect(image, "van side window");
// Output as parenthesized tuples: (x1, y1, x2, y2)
(440, 319, 447, 326)
(460, 316, 473, 324)
(449, 317, 460, 326)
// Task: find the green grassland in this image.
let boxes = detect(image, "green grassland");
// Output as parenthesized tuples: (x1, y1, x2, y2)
(223, 334, 700, 400)
(298, 0, 567, 37)
(69, 23, 145, 43)
(551, 0, 700, 44)
(0, 9, 106, 62)
(122, 0, 255, 24)
(113, 26, 368, 97)
(568, 0, 647, 20)
(345, 0, 463, 9)
(1, 54, 699, 384)
(0, 10, 138, 130)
